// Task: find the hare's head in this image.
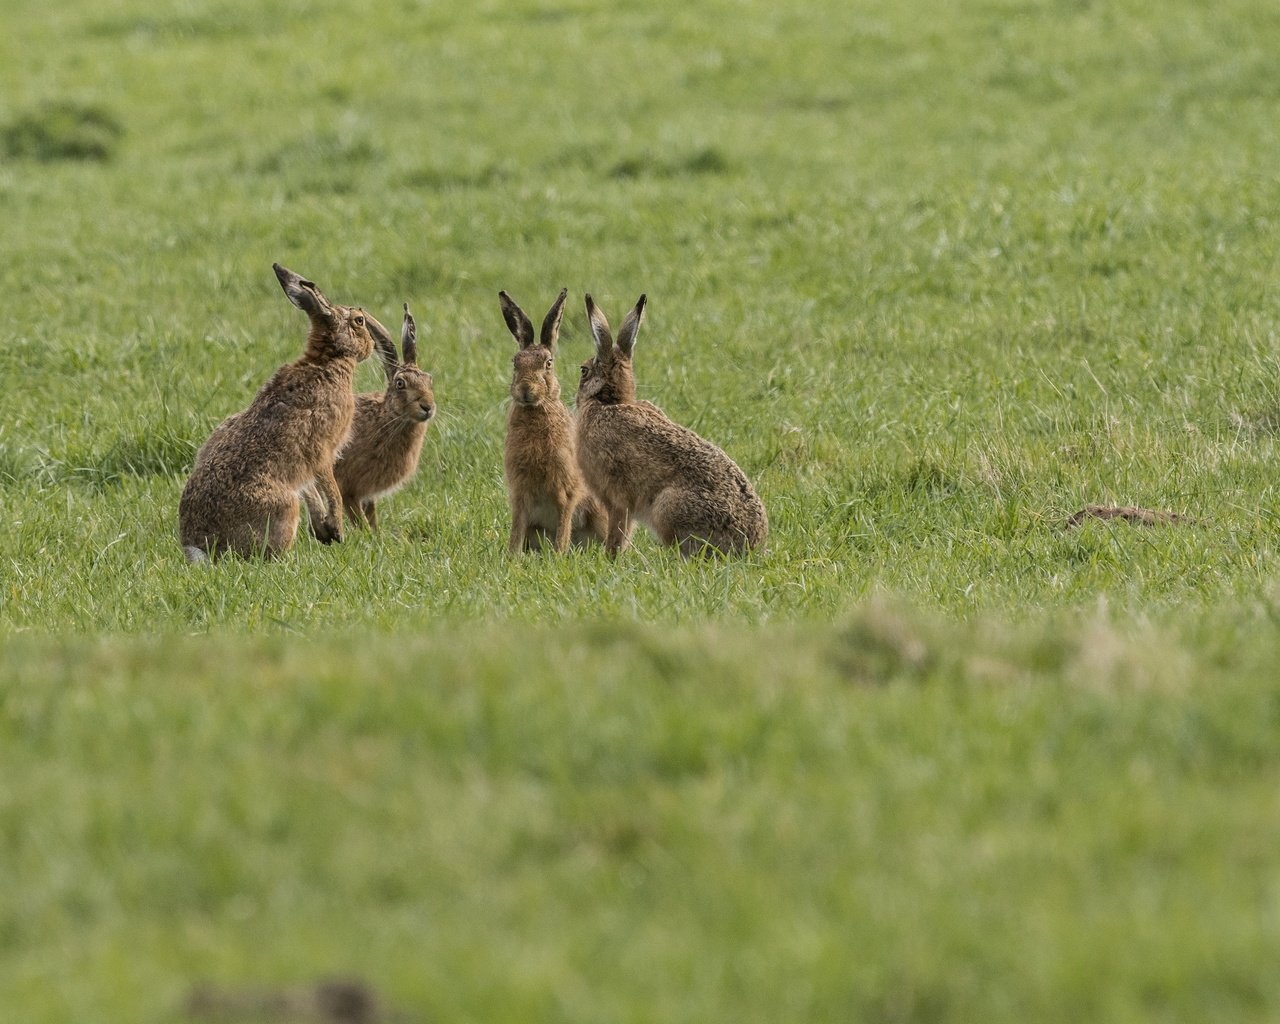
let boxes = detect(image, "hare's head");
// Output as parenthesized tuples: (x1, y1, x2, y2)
(500, 288, 568, 408)
(371, 303, 436, 423)
(273, 263, 377, 363)
(577, 294, 644, 407)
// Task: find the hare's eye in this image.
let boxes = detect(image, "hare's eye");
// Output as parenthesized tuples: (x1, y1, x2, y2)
(579, 365, 589, 378)
(353, 314, 365, 327)
(545, 358, 553, 370)
(395, 378, 406, 390)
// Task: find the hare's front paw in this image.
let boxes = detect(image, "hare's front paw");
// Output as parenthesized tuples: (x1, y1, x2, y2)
(314, 520, 343, 544)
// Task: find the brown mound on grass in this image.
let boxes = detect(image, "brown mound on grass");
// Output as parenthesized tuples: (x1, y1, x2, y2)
(1065, 504, 1193, 529)
(185, 977, 390, 1023)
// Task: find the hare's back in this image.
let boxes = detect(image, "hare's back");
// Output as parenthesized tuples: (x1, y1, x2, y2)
(597, 402, 748, 488)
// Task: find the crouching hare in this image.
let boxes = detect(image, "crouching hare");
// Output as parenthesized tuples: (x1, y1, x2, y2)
(575, 294, 767, 557)
(178, 264, 379, 561)
(500, 288, 606, 553)
(324, 303, 435, 531)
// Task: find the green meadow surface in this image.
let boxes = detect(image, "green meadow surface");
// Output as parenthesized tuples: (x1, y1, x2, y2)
(3, 0, 1280, 1020)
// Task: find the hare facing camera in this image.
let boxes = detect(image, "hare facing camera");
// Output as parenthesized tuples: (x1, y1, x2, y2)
(500, 288, 606, 553)
(178, 264, 379, 561)
(575, 293, 767, 557)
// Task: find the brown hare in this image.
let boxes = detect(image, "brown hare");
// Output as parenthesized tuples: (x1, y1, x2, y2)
(575, 293, 767, 557)
(178, 263, 379, 561)
(500, 288, 606, 553)
(324, 303, 435, 531)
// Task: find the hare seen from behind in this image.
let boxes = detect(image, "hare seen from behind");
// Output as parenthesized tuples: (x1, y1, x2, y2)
(575, 293, 767, 557)
(178, 264, 379, 561)
(326, 303, 435, 531)
(500, 288, 606, 553)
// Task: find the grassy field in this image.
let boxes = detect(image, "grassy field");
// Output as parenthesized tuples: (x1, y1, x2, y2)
(4, 0, 1280, 1020)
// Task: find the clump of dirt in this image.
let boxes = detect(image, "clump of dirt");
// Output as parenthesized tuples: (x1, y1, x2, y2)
(1064, 505, 1194, 529)
(1, 101, 124, 161)
(185, 977, 393, 1023)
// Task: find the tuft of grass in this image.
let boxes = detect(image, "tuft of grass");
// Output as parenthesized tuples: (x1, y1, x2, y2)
(2, 611, 1279, 1022)
(1, 101, 124, 162)
(608, 147, 733, 180)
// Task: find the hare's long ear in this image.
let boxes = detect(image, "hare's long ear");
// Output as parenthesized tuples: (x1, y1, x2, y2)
(540, 288, 568, 353)
(616, 294, 646, 359)
(401, 303, 418, 366)
(273, 263, 335, 321)
(584, 294, 614, 360)
(498, 291, 535, 348)
(366, 313, 399, 382)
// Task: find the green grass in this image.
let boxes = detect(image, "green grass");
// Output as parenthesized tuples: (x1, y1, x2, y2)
(5, 610, 1280, 1023)
(4, 0, 1280, 1020)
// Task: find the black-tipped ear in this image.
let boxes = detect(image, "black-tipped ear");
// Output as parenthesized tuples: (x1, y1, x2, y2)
(498, 291, 535, 348)
(540, 288, 568, 352)
(616, 294, 646, 358)
(585, 294, 614, 359)
(366, 313, 399, 382)
(401, 302, 418, 366)
(273, 263, 335, 321)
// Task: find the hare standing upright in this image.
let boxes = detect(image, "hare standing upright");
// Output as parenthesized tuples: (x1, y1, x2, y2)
(575, 293, 767, 557)
(325, 303, 435, 531)
(178, 264, 379, 561)
(500, 288, 606, 553)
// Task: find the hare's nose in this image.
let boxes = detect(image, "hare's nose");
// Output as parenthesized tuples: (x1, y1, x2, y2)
(420, 402, 434, 419)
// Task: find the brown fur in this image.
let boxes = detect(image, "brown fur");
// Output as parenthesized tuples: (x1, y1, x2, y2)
(575, 293, 767, 557)
(325, 303, 435, 531)
(178, 264, 377, 561)
(500, 288, 607, 553)
(1065, 505, 1192, 528)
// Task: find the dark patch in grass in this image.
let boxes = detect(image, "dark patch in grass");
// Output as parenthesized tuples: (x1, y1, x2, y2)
(543, 143, 607, 173)
(521, 6, 581, 23)
(86, 10, 250, 41)
(1065, 505, 1193, 528)
(400, 163, 509, 190)
(186, 976, 388, 1023)
(854, 978, 953, 1024)
(780, 93, 855, 112)
(1, 102, 124, 162)
(904, 456, 963, 497)
(608, 147, 733, 180)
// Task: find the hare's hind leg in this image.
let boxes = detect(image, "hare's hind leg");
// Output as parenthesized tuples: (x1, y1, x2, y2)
(553, 495, 577, 553)
(263, 499, 301, 558)
(649, 488, 720, 558)
(604, 505, 633, 558)
(509, 506, 529, 554)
